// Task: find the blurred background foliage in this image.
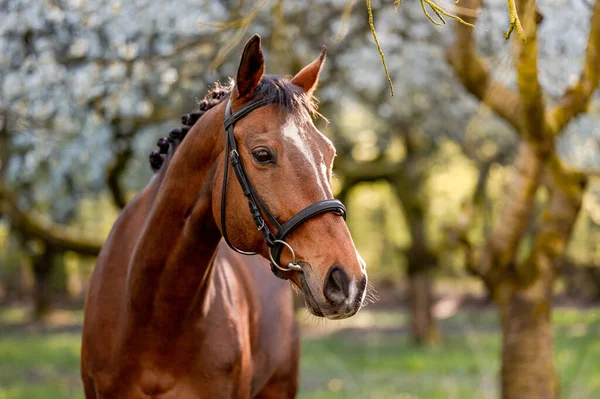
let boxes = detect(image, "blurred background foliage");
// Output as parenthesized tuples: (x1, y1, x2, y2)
(1, 0, 600, 398)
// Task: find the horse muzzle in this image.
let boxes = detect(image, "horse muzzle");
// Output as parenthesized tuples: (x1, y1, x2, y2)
(298, 264, 367, 320)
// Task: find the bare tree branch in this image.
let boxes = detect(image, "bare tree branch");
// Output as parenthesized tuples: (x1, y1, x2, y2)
(106, 146, 132, 210)
(546, 0, 600, 136)
(335, 158, 402, 182)
(367, 0, 395, 96)
(0, 184, 102, 256)
(514, 154, 587, 286)
(466, 0, 548, 283)
(504, 0, 526, 40)
(514, 0, 547, 145)
(447, 0, 522, 131)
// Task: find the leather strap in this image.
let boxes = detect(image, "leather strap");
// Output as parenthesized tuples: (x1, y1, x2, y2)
(277, 199, 346, 240)
(221, 99, 276, 255)
(269, 199, 346, 269)
(220, 97, 347, 280)
(224, 99, 270, 132)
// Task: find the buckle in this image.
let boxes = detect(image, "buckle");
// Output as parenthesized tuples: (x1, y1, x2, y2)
(230, 149, 240, 164)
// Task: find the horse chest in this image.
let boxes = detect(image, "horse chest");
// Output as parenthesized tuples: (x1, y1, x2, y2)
(94, 337, 250, 398)
(191, 313, 249, 373)
(154, 317, 251, 392)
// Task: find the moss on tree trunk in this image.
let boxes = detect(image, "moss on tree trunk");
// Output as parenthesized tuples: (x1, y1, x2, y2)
(449, 0, 599, 396)
(497, 281, 557, 398)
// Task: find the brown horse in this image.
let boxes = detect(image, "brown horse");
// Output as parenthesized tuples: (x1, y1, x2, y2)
(81, 35, 367, 398)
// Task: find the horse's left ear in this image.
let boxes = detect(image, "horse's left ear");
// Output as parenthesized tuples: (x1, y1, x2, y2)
(233, 34, 265, 99)
(290, 46, 327, 96)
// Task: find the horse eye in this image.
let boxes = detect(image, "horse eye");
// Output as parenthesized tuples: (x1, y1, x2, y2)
(252, 148, 273, 164)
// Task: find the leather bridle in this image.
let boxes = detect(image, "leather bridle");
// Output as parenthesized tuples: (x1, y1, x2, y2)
(220, 97, 347, 280)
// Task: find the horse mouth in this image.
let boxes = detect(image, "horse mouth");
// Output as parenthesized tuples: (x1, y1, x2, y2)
(299, 272, 324, 317)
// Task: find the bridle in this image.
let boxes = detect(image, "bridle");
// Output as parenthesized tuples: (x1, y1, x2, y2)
(221, 97, 347, 280)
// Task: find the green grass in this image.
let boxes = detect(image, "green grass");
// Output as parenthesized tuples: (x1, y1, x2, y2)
(299, 310, 498, 399)
(299, 308, 600, 398)
(0, 333, 82, 399)
(1, 307, 599, 398)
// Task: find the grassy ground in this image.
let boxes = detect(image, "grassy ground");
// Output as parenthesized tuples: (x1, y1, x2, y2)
(0, 305, 599, 398)
(298, 308, 600, 398)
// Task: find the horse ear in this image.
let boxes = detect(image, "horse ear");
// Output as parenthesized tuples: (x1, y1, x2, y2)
(233, 34, 264, 99)
(290, 46, 327, 96)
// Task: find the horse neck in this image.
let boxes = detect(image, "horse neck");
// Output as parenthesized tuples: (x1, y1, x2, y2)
(125, 103, 226, 331)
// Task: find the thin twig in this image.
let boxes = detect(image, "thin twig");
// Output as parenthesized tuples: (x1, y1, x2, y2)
(504, 0, 527, 41)
(394, 0, 405, 14)
(395, 0, 474, 27)
(422, 0, 475, 27)
(422, 0, 443, 25)
(208, 0, 268, 70)
(334, 0, 357, 43)
(431, 6, 447, 24)
(366, 0, 395, 96)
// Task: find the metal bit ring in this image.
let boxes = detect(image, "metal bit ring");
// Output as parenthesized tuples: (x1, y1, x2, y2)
(269, 240, 303, 272)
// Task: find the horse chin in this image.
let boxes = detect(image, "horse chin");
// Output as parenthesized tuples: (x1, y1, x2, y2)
(298, 272, 324, 317)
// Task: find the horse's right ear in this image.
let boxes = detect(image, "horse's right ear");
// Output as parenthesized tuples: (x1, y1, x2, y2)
(233, 35, 264, 99)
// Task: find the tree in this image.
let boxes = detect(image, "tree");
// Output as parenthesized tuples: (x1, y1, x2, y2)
(448, 0, 600, 396)
(0, 0, 230, 316)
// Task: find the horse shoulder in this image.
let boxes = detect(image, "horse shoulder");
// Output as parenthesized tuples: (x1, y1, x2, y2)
(213, 244, 299, 394)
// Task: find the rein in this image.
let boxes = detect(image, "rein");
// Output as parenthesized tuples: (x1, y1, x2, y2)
(221, 98, 346, 280)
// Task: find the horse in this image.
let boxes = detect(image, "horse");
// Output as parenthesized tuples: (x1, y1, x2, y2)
(81, 34, 368, 398)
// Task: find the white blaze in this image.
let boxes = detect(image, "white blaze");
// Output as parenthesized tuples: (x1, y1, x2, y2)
(281, 119, 327, 197)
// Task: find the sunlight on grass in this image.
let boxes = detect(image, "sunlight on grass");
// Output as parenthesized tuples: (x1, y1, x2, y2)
(299, 330, 498, 398)
(0, 308, 28, 325)
(0, 306, 84, 327)
(0, 308, 599, 398)
(298, 308, 600, 398)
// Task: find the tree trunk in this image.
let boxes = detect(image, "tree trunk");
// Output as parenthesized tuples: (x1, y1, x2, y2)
(407, 264, 437, 344)
(497, 281, 557, 399)
(392, 153, 439, 345)
(50, 251, 69, 297)
(31, 244, 57, 320)
(106, 125, 133, 210)
(497, 157, 585, 399)
(449, 0, 599, 396)
(403, 201, 438, 345)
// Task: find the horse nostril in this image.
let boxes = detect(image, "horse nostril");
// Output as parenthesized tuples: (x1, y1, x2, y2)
(324, 266, 349, 305)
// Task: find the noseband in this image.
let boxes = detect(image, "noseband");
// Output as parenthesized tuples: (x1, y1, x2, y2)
(221, 98, 346, 280)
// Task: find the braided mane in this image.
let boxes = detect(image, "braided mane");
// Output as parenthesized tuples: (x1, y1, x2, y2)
(149, 80, 233, 171)
(149, 75, 319, 172)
